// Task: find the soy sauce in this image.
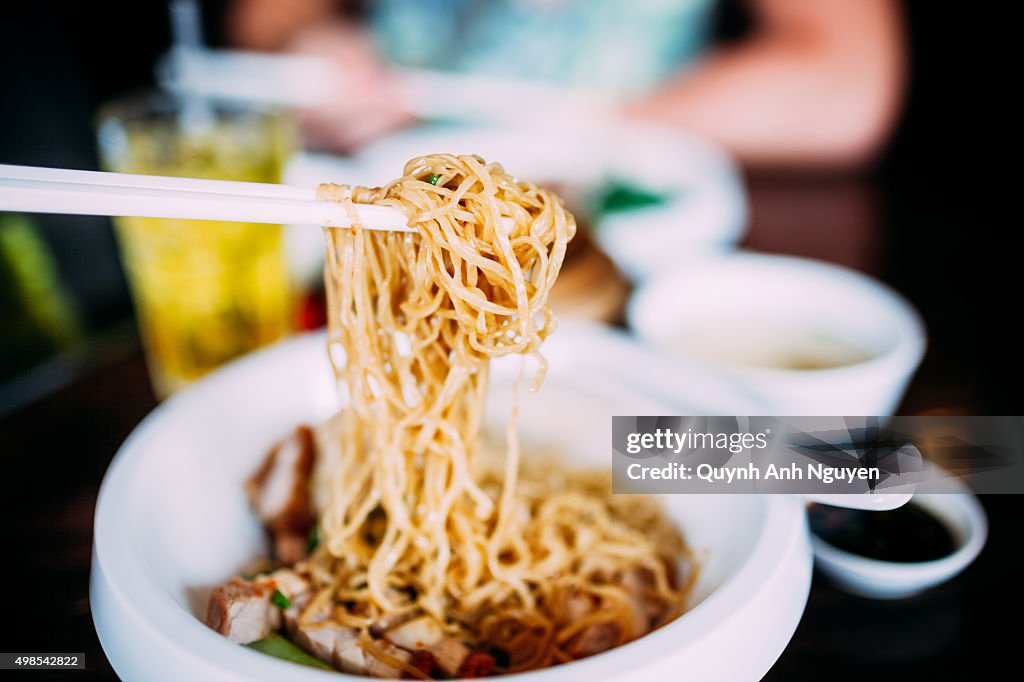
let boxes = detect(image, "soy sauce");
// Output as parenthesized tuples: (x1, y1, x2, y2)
(808, 503, 956, 563)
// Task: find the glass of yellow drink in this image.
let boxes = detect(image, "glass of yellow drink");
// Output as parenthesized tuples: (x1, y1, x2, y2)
(98, 93, 295, 398)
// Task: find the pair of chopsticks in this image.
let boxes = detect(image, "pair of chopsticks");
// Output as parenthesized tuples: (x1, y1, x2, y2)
(0, 164, 414, 232)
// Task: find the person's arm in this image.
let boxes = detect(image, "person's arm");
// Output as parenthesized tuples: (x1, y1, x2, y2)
(228, 0, 414, 151)
(626, 0, 905, 169)
(228, 0, 337, 50)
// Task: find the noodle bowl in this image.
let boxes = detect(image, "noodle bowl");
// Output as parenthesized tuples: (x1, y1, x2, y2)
(92, 324, 812, 682)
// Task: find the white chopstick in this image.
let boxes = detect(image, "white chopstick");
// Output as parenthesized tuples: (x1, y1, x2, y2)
(0, 164, 310, 200)
(158, 49, 615, 128)
(0, 164, 414, 232)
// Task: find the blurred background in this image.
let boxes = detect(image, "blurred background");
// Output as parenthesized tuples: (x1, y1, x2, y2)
(0, 0, 1019, 679)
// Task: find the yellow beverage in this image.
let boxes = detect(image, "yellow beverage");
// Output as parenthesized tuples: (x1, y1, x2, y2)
(99, 94, 295, 397)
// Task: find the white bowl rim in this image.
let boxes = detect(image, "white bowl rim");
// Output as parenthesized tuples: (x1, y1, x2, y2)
(627, 251, 928, 380)
(93, 331, 808, 681)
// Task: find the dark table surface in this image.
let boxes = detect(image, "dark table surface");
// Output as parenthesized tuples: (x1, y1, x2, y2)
(0, 173, 1019, 680)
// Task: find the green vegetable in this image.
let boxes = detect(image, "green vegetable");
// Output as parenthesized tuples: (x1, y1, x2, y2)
(595, 180, 673, 214)
(308, 525, 321, 552)
(427, 173, 442, 185)
(270, 589, 292, 609)
(246, 633, 332, 670)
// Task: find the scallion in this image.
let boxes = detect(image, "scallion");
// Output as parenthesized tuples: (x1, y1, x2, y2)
(247, 633, 332, 670)
(596, 180, 673, 214)
(271, 589, 292, 609)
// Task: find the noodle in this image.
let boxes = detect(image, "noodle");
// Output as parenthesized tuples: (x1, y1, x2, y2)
(304, 154, 687, 674)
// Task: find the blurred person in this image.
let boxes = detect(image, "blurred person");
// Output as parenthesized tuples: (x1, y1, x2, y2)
(227, 0, 904, 168)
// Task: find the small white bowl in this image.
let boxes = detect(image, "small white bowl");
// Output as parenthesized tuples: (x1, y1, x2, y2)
(811, 476, 987, 599)
(628, 252, 927, 416)
(91, 323, 812, 682)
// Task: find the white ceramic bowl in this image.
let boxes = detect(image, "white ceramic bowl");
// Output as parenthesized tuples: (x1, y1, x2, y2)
(811, 475, 988, 600)
(628, 252, 927, 416)
(92, 323, 810, 682)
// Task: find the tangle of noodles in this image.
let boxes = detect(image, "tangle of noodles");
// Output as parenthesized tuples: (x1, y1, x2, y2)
(303, 154, 690, 675)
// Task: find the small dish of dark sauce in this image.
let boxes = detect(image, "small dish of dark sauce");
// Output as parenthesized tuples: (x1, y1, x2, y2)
(808, 502, 956, 563)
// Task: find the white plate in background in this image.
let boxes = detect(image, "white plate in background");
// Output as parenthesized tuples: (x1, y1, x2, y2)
(285, 123, 746, 282)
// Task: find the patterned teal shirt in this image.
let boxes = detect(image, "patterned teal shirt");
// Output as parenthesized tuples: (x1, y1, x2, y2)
(370, 0, 716, 98)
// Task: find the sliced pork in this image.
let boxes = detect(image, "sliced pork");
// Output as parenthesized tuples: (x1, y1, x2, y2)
(621, 567, 673, 635)
(562, 622, 621, 659)
(246, 425, 318, 564)
(456, 651, 496, 678)
(205, 579, 282, 644)
(385, 615, 471, 677)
